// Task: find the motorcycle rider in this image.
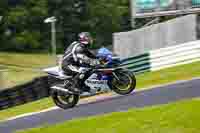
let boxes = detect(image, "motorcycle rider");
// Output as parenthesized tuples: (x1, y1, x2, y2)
(61, 32, 100, 94)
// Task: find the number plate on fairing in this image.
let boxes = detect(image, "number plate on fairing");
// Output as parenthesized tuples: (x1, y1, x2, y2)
(85, 74, 110, 91)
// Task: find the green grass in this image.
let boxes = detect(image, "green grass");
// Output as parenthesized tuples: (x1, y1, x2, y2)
(1, 69, 45, 88)
(0, 98, 54, 121)
(17, 98, 200, 133)
(0, 52, 55, 69)
(0, 52, 199, 122)
(136, 61, 200, 89)
(0, 52, 55, 88)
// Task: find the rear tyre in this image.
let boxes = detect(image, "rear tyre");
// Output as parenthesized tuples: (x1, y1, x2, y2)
(51, 90, 80, 109)
(110, 69, 136, 95)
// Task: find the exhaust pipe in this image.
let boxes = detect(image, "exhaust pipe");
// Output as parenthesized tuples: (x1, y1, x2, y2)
(51, 86, 73, 94)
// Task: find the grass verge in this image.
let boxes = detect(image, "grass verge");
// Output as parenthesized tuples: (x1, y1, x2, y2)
(0, 98, 54, 121)
(17, 98, 200, 133)
(1, 69, 45, 88)
(136, 61, 200, 89)
(0, 52, 55, 68)
(0, 52, 54, 88)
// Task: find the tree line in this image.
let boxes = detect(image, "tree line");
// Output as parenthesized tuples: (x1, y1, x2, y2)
(0, 0, 132, 53)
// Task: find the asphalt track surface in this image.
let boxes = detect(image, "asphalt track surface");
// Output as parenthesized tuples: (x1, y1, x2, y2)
(0, 78, 200, 133)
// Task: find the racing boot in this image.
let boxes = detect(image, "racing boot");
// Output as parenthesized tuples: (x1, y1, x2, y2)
(67, 74, 82, 94)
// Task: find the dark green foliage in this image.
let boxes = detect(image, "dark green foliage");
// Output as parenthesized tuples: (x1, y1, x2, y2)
(0, 0, 131, 53)
(0, 0, 49, 52)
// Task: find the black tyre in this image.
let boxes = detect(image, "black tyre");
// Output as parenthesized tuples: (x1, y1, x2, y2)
(110, 69, 136, 95)
(51, 90, 80, 109)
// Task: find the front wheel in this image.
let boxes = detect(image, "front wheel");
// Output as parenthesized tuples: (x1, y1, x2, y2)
(110, 69, 136, 95)
(51, 90, 80, 109)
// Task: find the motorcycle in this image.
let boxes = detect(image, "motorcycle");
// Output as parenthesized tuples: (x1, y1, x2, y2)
(44, 48, 136, 109)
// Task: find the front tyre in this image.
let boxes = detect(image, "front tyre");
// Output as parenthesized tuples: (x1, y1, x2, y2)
(51, 90, 80, 109)
(110, 69, 136, 95)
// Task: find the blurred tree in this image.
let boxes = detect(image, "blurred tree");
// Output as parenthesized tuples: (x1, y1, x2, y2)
(0, 0, 133, 52)
(0, 0, 48, 52)
(47, 0, 89, 52)
(85, 0, 131, 48)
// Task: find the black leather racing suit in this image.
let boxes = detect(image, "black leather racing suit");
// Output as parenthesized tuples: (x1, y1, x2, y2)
(61, 41, 100, 92)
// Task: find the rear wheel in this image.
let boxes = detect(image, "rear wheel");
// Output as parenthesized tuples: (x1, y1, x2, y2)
(51, 90, 80, 109)
(110, 69, 136, 95)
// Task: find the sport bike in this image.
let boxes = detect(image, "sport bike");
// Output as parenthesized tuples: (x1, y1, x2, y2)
(44, 48, 136, 109)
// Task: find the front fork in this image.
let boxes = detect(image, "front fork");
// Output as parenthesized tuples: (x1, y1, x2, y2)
(112, 72, 120, 81)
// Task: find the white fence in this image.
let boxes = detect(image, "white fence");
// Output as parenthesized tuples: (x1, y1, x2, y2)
(121, 40, 200, 73)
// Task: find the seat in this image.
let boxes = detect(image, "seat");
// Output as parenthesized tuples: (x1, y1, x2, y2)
(43, 66, 72, 80)
(58, 70, 72, 80)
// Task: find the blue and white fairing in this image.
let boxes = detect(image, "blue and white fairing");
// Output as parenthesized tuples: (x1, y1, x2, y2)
(84, 48, 112, 91)
(85, 48, 122, 92)
(96, 47, 121, 79)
